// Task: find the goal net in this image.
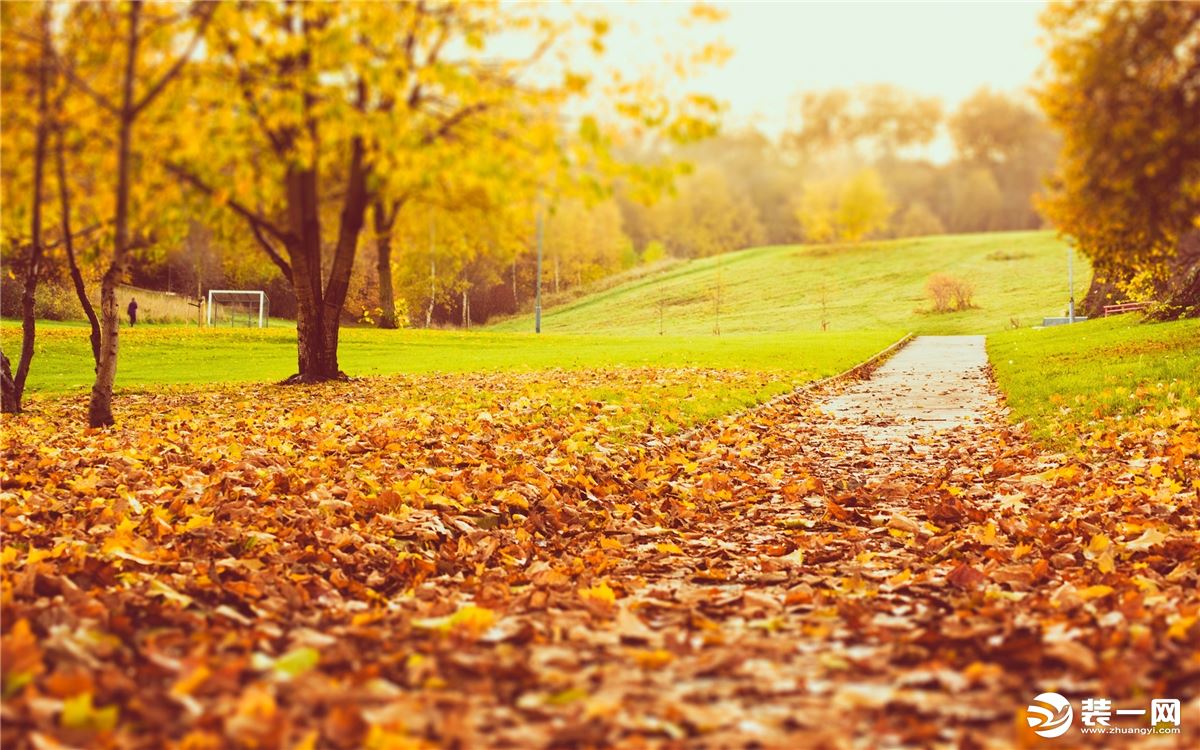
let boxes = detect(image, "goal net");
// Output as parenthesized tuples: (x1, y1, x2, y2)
(207, 290, 269, 328)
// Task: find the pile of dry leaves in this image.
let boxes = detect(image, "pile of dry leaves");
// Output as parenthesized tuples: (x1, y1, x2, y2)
(1, 364, 1197, 748)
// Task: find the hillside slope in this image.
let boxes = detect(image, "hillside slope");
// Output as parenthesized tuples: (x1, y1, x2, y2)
(491, 231, 1090, 335)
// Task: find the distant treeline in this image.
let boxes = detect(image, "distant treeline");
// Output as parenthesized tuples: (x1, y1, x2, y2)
(9, 84, 1056, 330)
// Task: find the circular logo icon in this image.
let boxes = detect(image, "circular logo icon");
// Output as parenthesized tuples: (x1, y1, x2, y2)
(1027, 692, 1073, 738)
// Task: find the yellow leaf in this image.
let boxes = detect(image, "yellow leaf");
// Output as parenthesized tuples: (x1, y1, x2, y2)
(414, 604, 496, 637)
(630, 648, 673, 669)
(655, 542, 683, 555)
(978, 522, 998, 546)
(1167, 615, 1196, 641)
(579, 581, 616, 605)
(1124, 527, 1165, 552)
(184, 513, 214, 532)
(61, 692, 119, 732)
(448, 605, 496, 634)
(1079, 585, 1114, 601)
(170, 666, 210, 698)
(1086, 534, 1111, 555)
(781, 548, 805, 566)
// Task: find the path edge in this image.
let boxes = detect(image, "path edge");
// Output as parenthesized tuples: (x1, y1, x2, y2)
(670, 332, 915, 446)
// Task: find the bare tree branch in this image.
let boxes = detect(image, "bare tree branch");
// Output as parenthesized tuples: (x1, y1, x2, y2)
(163, 159, 291, 245)
(132, 1, 217, 116)
(423, 101, 491, 145)
(249, 221, 293, 279)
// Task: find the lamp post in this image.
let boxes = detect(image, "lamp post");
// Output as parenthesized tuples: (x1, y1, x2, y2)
(1067, 237, 1076, 323)
(535, 202, 543, 334)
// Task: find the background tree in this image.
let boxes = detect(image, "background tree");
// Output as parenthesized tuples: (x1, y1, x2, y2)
(1037, 1, 1200, 315)
(652, 166, 765, 258)
(48, 0, 214, 426)
(795, 180, 839, 244)
(0, 2, 53, 413)
(944, 166, 1004, 234)
(837, 168, 894, 241)
(895, 202, 945, 238)
(795, 168, 893, 244)
(786, 84, 942, 161)
(950, 87, 1058, 229)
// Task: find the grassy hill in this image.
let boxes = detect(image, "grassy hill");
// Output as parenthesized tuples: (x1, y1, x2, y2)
(491, 231, 1090, 335)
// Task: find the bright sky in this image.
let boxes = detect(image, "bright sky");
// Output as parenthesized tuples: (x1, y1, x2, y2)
(599, 1, 1047, 157)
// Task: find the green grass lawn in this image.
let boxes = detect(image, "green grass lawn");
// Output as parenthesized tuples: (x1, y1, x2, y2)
(491, 230, 1088, 336)
(988, 315, 1200, 448)
(0, 320, 901, 404)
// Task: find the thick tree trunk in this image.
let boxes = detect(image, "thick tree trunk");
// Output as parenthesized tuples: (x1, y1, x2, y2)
(318, 138, 368, 376)
(1080, 271, 1126, 318)
(281, 139, 368, 384)
(283, 166, 338, 383)
(373, 200, 398, 330)
(88, 2, 140, 428)
(375, 230, 398, 329)
(1164, 230, 1200, 318)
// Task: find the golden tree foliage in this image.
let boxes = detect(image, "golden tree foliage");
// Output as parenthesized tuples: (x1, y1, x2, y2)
(795, 168, 894, 244)
(650, 167, 765, 258)
(0, 1, 725, 422)
(1037, 2, 1200, 295)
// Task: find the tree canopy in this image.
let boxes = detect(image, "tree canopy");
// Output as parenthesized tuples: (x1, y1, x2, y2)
(1037, 0, 1200, 313)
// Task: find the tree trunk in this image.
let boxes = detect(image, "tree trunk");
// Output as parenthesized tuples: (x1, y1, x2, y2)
(425, 218, 436, 328)
(373, 200, 398, 329)
(1164, 229, 1200, 318)
(11, 3, 53, 412)
(281, 137, 369, 384)
(1080, 271, 1125, 318)
(88, 2, 141, 428)
(318, 137, 368, 376)
(283, 165, 337, 382)
(426, 257, 436, 328)
(1, 350, 17, 414)
(57, 130, 101, 367)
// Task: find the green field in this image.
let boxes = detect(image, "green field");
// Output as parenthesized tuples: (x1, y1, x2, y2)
(0, 321, 901, 398)
(492, 231, 1088, 336)
(988, 315, 1200, 448)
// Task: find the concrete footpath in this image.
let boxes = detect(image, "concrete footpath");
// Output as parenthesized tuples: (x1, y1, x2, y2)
(820, 335, 998, 442)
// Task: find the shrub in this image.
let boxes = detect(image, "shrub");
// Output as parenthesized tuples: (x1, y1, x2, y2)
(926, 273, 975, 313)
(35, 282, 88, 321)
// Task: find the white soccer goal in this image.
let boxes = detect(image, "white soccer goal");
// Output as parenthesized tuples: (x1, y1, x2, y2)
(206, 290, 269, 328)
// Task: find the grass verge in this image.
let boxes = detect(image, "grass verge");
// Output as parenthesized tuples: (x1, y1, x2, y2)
(988, 315, 1200, 449)
(0, 322, 902, 434)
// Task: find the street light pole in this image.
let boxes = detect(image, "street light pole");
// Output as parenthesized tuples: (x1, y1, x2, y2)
(535, 202, 543, 334)
(1068, 238, 1076, 323)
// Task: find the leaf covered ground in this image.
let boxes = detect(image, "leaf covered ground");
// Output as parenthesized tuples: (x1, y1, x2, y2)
(2, 354, 1198, 748)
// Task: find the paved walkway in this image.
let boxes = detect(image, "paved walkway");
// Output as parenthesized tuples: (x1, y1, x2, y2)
(821, 335, 997, 443)
(465, 335, 1028, 746)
